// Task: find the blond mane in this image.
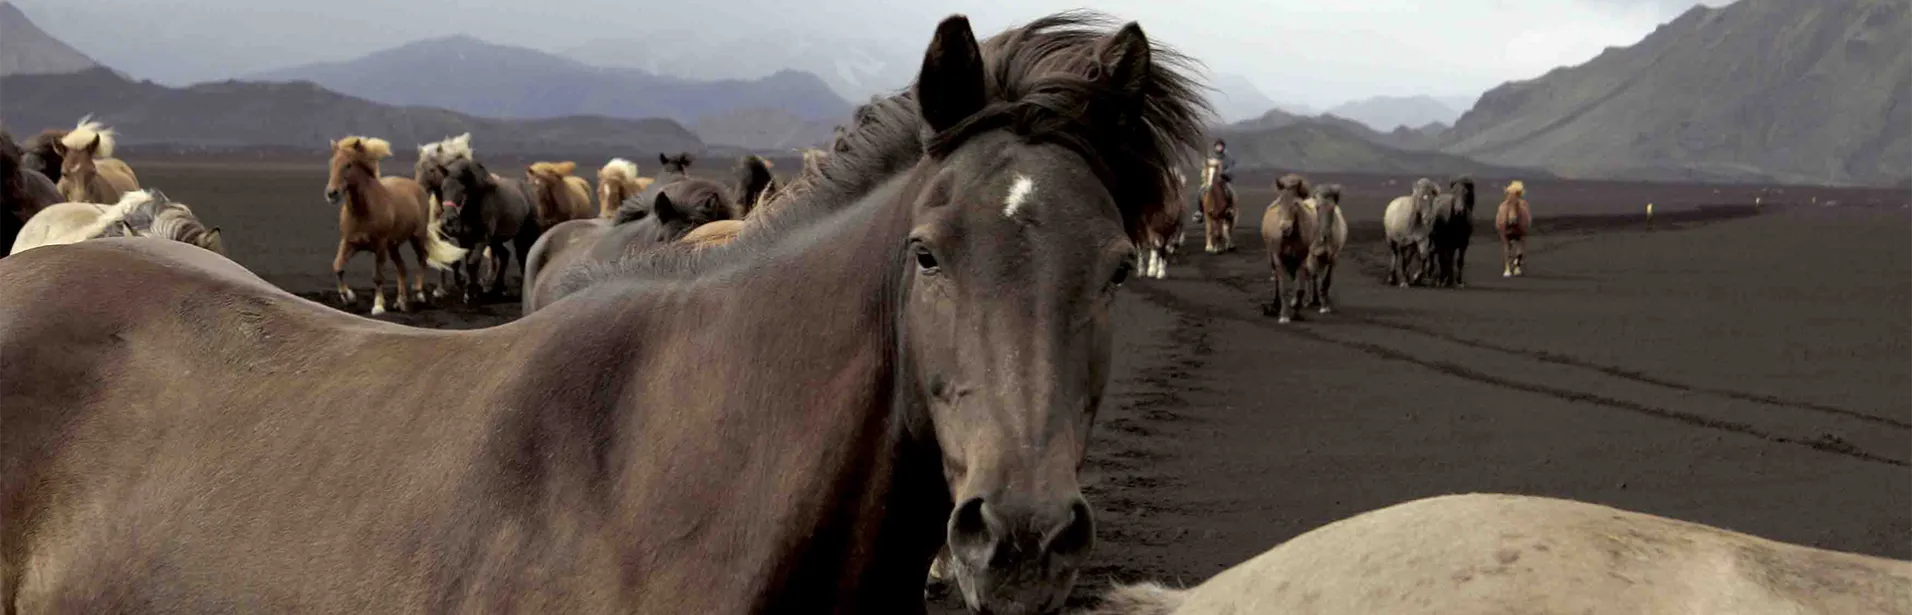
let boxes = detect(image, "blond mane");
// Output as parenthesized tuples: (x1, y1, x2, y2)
(529, 161, 578, 177)
(61, 116, 117, 158)
(1505, 180, 1525, 198)
(334, 136, 394, 161)
(600, 158, 640, 182)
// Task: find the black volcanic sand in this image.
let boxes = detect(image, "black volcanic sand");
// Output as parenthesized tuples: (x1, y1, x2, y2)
(117, 161, 1911, 610)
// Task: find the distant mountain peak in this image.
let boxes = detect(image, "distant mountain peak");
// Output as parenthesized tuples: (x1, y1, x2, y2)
(0, 1, 101, 77)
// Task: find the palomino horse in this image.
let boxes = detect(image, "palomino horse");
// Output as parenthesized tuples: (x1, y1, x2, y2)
(1259, 174, 1315, 323)
(1383, 177, 1439, 287)
(0, 13, 1205, 614)
(1083, 493, 1912, 615)
(10, 189, 224, 256)
(526, 161, 597, 226)
(1303, 183, 1347, 313)
(439, 158, 539, 300)
(1137, 165, 1186, 279)
(1429, 175, 1476, 287)
(54, 119, 141, 204)
(324, 136, 466, 315)
(522, 182, 737, 313)
(1496, 180, 1532, 277)
(2, 130, 63, 255)
(595, 158, 654, 219)
(1199, 157, 1236, 253)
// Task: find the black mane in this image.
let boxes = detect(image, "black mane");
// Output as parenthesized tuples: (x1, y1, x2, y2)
(554, 11, 1209, 295)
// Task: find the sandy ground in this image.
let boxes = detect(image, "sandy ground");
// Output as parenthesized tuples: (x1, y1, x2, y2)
(77, 162, 1912, 610)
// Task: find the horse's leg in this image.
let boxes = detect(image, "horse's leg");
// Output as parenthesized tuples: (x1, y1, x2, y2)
(1514, 237, 1526, 276)
(390, 244, 415, 313)
(1276, 259, 1299, 323)
(1318, 258, 1336, 314)
(1455, 242, 1469, 288)
(1386, 241, 1402, 287)
(370, 246, 390, 316)
(332, 239, 358, 306)
(1502, 236, 1513, 277)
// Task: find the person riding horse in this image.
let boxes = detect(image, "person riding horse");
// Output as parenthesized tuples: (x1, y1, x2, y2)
(1194, 139, 1236, 224)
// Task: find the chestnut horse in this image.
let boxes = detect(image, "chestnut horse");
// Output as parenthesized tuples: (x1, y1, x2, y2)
(526, 161, 597, 226)
(1259, 174, 1314, 323)
(1199, 157, 1236, 253)
(595, 158, 654, 219)
(1496, 180, 1533, 276)
(0, 13, 1204, 614)
(1085, 494, 1912, 615)
(323, 136, 466, 315)
(1137, 165, 1186, 279)
(54, 118, 140, 204)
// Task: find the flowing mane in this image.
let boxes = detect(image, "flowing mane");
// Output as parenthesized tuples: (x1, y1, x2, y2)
(554, 10, 1208, 296)
(61, 116, 117, 158)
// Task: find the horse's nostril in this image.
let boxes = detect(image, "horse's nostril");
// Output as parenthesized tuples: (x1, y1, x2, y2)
(1044, 498, 1095, 557)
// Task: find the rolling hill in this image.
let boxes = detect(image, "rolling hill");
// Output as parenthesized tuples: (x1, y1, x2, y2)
(1325, 95, 1465, 132)
(0, 68, 705, 157)
(250, 35, 854, 126)
(0, 1, 98, 76)
(1444, 0, 1909, 186)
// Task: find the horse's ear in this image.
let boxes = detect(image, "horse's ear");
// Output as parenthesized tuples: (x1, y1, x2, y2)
(556, 161, 577, 176)
(660, 153, 671, 166)
(1098, 22, 1153, 98)
(653, 192, 681, 223)
(915, 15, 986, 135)
(84, 134, 102, 154)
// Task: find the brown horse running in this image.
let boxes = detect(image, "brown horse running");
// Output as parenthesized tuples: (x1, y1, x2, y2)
(53, 119, 140, 204)
(1496, 180, 1533, 277)
(324, 136, 466, 315)
(526, 161, 597, 226)
(1199, 160, 1235, 253)
(0, 13, 1205, 614)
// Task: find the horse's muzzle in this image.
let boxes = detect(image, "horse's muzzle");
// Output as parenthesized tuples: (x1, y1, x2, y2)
(324, 190, 342, 205)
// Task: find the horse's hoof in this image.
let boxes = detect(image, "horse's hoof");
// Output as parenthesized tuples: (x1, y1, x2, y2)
(1277, 316, 1292, 324)
(1319, 306, 1333, 314)
(370, 305, 387, 316)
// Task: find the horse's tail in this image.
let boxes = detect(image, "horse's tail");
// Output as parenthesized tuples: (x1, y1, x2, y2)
(421, 200, 468, 270)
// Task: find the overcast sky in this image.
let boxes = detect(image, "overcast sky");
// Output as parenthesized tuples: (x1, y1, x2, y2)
(16, 0, 1735, 110)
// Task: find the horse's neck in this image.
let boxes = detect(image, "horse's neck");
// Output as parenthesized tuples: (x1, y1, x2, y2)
(344, 174, 384, 216)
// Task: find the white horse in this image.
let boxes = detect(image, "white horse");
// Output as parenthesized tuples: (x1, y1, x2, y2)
(1303, 183, 1348, 313)
(1082, 493, 1911, 615)
(1382, 178, 1438, 287)
(10, 189, 223, 256)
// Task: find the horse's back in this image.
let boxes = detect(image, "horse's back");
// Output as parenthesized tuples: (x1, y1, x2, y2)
(380, 175, 432, 233)
(1174, 493, 1912, 614)
(9, 201, 110, 254)
(524, 218, 610, 313)
(98, 158, 140, 191)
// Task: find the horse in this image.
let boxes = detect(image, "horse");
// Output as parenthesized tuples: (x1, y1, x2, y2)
(2, 130, 64, 255)
(1081, 493, 1912, 615)
(10, 189, 224, 256)
(439, 157, 539, 300)
(54, 118, 141, 204)
(20, 129, 69, 184)
(732, 154, 779, 218)
(1138, 166, 1187, 279)
(0, 13, 1205, 614)
(1303, 183, 1347, 313)
(1496, 180, 1532, 277)
(1428, 175, 1476, 287)
(666, 150, 833, 254)
(1199, 156, 1236, 253)
(526, 161, 598, 226)
(415, 133, 477, 295)
(522, 182, 737, 314)
(595, 158, 653, 219)
(1258, 174, 1315, 323)
(324, 135, 466, 315)
(1383, 177, 1439, 287)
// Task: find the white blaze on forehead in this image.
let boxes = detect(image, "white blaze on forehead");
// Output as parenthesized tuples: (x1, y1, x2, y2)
(1002, 174, 1036, 218)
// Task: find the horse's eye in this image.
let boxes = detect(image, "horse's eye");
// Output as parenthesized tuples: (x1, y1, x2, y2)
(1110, 259, 1134, 289)
(913, 242, 939, 275)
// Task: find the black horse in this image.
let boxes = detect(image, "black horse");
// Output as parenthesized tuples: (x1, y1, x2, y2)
(1429, 175, 1476, 287)
(438, 158, 541, 300)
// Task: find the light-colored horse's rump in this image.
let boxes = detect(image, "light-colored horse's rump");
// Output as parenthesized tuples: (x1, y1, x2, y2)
(53, 118, 140, 204)
(1258, 174, 1315, 323)
(1303, 183, 1347, 313)
(1085, 493, 1912, 615)
(326, 136, 466, 315)
(1496, 180, 1532, 277)
(10, 190, 223, 256)
(1382, 177, 1439, 287)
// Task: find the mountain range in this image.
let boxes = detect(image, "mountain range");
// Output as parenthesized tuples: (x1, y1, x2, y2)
(0, 1, 97, 76)
(1215, 110, 1533, 178)
(562, 31, 914, 104)
(249, 35, 853, 127)
(1324, 95, 1468, 132)
(1442, 0, 1907, 186)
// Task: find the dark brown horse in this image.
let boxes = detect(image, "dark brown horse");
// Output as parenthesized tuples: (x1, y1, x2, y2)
(0, 12, 1205, 615)
(1259, 174, 1315, 323)
(2, 130, 63, 256)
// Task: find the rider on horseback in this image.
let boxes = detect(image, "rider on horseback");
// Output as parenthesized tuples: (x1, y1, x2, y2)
(1194, 138, 1236, 224)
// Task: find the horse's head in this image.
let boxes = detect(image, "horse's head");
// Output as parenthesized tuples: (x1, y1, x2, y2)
(325, 136, 391, 206)
(57, 132, 108, 201)
(616, 191, 710, 249)
(659, 153, 693, 176)
(1275, 174, 1310, 202)
(1449, 175, 1476, 214)
(21, 130, 64, 183)
(438, 159, 489, 237)
(896, 14, 1202, 615)
(526, 161, 577, 197)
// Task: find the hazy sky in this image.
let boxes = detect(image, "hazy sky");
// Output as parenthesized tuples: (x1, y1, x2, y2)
(16, 0, 1735, 110)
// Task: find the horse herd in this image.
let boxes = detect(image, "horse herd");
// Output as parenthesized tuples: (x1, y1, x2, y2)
(0, 11, 1906, 615)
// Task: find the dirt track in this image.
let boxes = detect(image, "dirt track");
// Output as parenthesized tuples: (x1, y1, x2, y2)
(113, 162, 1912, 609)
